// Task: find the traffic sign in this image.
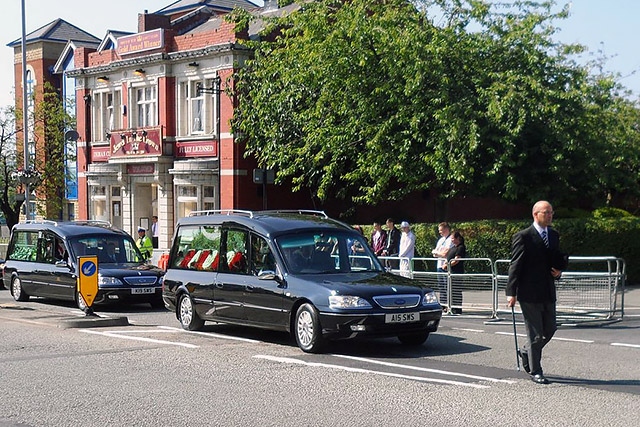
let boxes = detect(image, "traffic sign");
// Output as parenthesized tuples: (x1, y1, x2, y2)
(78, 256, 99, 308)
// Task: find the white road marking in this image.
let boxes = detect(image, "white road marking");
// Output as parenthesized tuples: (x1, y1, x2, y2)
(452, 327, 485, 333)
(495, 331, 527, 337)
(496, 331, 593, 343)
(157, 325, 261, 343)
(611, 343, 640, 349)
(551, 337, 594, 343)
(331, 354, 515, 384)
(253, 355, 491, 389)
(78, 329, 199, 348)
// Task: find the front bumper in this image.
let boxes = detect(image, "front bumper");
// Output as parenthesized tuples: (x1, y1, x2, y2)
(318, 308, 442, 339)
(94, 287, 163, 305)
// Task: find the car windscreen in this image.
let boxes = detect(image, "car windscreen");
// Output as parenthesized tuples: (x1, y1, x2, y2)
(68, 234, 144, 264)
(276, 231, 382, 274)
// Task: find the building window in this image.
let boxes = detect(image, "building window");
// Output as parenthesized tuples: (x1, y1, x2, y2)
(134, 86, 157, 128)
(176, 185, 197, 218)
(90, 185, 108, 222)
(177, 79, 215, 136)
(93, 90, 121, 141)
(203, 185, 216, 211)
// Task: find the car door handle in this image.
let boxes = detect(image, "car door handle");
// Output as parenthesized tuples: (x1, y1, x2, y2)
(245, 285, 255, 292)
(215, 283, 224, 288)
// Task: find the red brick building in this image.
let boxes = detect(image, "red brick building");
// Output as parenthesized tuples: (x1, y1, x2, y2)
(65, 0, 318, 248)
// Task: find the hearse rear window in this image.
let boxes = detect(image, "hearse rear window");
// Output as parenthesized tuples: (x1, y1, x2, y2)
(7, 230, 39, 261)
(172, 225, 222, 271)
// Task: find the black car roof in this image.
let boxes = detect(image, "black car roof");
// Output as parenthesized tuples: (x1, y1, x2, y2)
(176, 210, 354, 237)
(11, 220, 130, 239)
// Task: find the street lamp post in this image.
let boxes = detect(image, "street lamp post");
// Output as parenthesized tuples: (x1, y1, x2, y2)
(20, 0, 31, 220)
(197, 75, 222, 208)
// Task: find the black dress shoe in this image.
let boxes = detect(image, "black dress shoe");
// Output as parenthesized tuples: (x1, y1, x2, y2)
(518, 350, 531, 374)
(531, 374, 549, 384)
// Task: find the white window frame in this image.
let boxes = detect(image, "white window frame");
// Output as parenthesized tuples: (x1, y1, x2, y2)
(133, 85, 157, 128)
(92, 90, 122, 141)
(89, 185, 108, 221)
(177, 78, 215, 137)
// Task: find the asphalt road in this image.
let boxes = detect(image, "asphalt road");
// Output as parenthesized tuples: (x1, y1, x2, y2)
(1, 287, 639, 427)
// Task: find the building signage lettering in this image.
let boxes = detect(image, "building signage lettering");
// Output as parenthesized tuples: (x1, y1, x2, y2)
(126, 164, 155, 175)
(91, 146, 111, 162)
(117, 29, 164, 55)
(175, 140, 217, 158)
(110, 128, 162, 158)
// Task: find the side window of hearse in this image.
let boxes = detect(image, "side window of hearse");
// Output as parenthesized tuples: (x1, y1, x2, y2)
(250, 234, 276, 276)
(172, 225, 221, 271)
(224, 229, 249, 274)
(8, 231, 39, 261)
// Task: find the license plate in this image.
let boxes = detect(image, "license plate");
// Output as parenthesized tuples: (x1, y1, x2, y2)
(385, 312, 419, 323)
(131, 287, 155, 294)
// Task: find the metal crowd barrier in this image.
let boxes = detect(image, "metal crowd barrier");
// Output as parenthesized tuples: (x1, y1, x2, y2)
(382, 255, 626, 323)
(495, 256, 626, 324)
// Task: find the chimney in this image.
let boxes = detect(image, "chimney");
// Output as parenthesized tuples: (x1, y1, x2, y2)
(264, 0, 278, 12)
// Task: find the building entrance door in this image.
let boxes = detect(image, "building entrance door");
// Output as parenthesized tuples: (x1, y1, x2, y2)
(135, 184, 154, 232)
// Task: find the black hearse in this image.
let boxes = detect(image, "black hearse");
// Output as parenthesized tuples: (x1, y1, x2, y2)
(2, 220, 164, 309)
(162, 210, 442, 353)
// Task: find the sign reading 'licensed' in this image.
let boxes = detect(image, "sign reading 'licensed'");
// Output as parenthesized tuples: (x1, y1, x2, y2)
(175, 140, 218, 158)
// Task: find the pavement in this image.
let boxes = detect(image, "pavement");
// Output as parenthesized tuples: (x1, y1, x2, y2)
(0, 300, 130, 329)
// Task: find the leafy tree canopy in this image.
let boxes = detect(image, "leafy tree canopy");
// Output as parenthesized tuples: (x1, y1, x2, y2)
(230, 0, 640, 209)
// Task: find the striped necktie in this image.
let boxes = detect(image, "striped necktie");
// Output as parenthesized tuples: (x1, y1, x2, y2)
(541, 230, 549, 248)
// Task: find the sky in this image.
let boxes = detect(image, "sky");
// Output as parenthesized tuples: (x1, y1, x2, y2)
(0, 0, 638, 109)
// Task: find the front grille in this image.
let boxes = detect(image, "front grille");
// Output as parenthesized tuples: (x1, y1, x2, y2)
(372, 294, 421, 309)
(123, 276, 158, 286)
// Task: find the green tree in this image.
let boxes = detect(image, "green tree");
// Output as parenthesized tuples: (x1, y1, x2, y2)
(32, 81, 75, 219)
(0, 105, 24, 230)
(230, 0, 640, 211)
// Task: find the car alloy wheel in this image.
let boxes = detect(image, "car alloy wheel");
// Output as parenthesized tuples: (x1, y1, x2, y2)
(178, 294, 204, 331)
(11, 277, 29, 302)
(295, 303, 324, 353)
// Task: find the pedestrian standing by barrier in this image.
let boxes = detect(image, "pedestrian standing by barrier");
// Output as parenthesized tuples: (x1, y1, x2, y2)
(398, 221, 415, 277)
(370, 221, 387, 256)
(432, 222, 453, 308)
(381, 218, 400, 270)
(443, 230, 466, 314)
(506, 200, 568, 384)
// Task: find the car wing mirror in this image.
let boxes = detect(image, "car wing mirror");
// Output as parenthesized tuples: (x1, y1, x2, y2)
(55, 260, 72, 270)
(258, 269, 277, 280)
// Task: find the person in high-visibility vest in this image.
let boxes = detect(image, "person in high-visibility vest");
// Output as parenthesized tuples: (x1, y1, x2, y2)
(136, 227, 153, 260)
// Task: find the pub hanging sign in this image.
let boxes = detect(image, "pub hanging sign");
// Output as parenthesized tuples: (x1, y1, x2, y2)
(110, 128, 162, 158)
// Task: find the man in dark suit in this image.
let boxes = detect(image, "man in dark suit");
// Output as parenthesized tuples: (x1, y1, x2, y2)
(506, 200, 566, 384)
(381, 218, 401, 269)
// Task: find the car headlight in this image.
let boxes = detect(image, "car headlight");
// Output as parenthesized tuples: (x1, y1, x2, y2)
(329, 295, 372, 309)
(98, 275, 124, 286)
(422, 291, 438, 305)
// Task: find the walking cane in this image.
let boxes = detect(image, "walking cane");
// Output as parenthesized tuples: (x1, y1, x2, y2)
(511, 305, 521, 371)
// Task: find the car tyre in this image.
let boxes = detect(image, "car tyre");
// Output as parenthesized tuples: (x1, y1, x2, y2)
(11, 277, 29, 302)
(294, 303, 325, 353)
(178, 294, 204, 331)
(398, 330, 430, 346)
